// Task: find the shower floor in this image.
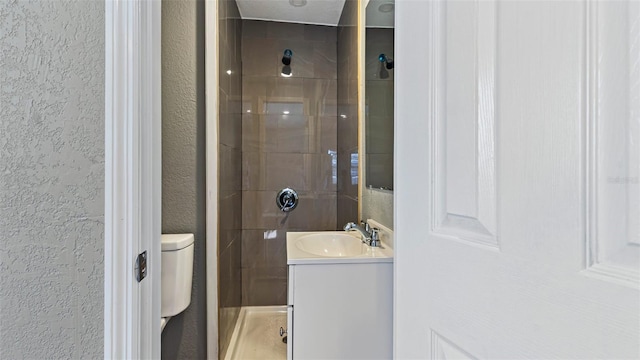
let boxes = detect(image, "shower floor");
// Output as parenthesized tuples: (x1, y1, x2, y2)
(224, 306, 288, 360)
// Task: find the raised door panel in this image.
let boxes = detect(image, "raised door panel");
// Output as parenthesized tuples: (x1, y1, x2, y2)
(496, 0, 585, 269)
(431, 332, 477, 360)
(433, 0, 498, 248)
(584, 0, 640, 288)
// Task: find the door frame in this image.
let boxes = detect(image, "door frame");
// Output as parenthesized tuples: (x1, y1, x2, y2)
(205, 0, 220, 358)
(104, 0, 162, 358)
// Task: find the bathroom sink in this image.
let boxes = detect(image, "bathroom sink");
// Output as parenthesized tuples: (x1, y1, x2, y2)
(294, 233, 365, 257)
(287, 230, 393, 264)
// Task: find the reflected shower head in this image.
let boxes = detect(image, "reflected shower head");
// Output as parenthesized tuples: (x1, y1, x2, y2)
(379, 53, 394, 70)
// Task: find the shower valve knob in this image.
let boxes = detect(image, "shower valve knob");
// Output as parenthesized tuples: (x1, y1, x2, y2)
(276, 188, 299, 212)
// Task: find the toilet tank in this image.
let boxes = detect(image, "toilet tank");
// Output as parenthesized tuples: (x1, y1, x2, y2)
(161, 233, 194, 317)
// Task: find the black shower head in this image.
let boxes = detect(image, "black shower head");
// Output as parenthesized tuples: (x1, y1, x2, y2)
(282, 49, 293, 65)
(379, 53, 394, 70)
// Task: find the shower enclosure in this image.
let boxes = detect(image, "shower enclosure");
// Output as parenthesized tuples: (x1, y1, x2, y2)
(209, 0, 359, 358)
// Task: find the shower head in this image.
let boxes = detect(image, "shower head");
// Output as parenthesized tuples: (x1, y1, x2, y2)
(281, 49, 293, 77)
(378, 53, 394, 70)
(282, 49, 293, 66)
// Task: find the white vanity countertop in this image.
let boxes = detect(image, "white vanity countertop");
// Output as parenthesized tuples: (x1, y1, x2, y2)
(286, 231, 394, 265)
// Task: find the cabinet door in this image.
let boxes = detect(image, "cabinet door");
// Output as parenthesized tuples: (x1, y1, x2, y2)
(292, 263, 392, 359)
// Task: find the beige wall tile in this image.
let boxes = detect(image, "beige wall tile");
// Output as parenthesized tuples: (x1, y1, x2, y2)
(241, 230, 267, 268)
(304, 24, 337, 42)
(266, 77, 305, 108)
(285, 192, 337, 230)
(242, 37, 278, 77)
(219, 191, 242, 232)
(265, 153, 308, 191)
(303, 79, 337, 116)
(313, 41, 338, 80)
(220, 113, 242, 148)
(242, 266, 288, 306)
(242, 190, 286, 229)
(242, 76, 267, 114)
(242, 20, 267, 39)
(241, 20, 341, 307)
(242, 114, 260, 152)
(337, 195, 359, 228)
(320, 116, 338, 153)
(242, 151, 265, 191)
(306, 153, 338, 192)
(220, 146, 242, 191)
(275, 114, 310, 153)
(267, 21, 305, 40)
(262, 115, 280, 152)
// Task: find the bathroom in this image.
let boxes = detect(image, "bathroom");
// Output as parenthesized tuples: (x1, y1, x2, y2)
(159, 0, 640, 359)
(161, 0, 394, 357)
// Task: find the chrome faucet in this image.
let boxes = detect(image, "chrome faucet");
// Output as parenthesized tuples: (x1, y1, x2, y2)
(343, 221, 381, 247)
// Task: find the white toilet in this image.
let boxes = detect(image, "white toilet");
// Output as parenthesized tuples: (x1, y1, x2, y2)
(161, 233, 195, 331)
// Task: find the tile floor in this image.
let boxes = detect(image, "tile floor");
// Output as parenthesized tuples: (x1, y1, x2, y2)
(225, 306, 288, 360)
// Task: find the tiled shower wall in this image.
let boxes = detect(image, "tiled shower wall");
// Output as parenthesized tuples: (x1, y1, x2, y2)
(241, 20, 338, 306)
(218, 0, 243, 358)
(337, 0, 360, 227)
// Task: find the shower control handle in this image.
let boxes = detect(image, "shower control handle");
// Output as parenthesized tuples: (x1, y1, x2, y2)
(276, 188, 299, 212)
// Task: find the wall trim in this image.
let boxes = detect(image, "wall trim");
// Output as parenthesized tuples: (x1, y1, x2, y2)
(104, 0, 162, 358)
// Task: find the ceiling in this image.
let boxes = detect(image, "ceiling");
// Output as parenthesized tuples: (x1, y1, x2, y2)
(365, 0, 394, 28)
(236, 0, 347, 26)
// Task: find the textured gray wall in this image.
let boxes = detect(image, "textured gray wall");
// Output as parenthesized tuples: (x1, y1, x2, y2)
(0, 0, 105, 358)
(160, 0, 208, 358)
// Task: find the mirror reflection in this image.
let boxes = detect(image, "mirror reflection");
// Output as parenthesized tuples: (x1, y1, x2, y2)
(365, 0, 394, 191)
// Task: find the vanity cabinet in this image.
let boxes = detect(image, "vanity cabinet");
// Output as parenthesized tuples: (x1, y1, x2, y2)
(287, 262, 393, 359)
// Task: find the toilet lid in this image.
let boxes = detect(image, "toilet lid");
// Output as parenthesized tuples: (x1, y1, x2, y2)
(161, 233, 194, 251)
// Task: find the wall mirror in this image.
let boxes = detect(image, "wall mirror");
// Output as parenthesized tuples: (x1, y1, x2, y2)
(364, 0, 394, 191)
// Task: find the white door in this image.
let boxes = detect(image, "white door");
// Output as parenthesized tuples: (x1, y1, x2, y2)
(395, 1, 640, 359)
